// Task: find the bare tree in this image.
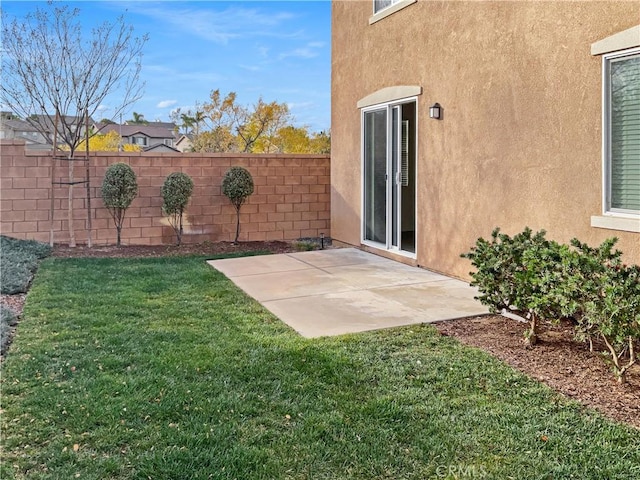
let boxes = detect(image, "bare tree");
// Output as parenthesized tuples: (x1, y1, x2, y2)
(1, 2, 147, 246)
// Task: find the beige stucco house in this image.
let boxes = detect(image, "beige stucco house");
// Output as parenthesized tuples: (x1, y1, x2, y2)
(331, 0, 640, 280)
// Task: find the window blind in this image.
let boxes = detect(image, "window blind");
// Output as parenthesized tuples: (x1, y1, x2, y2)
(610, 54, 640, 212)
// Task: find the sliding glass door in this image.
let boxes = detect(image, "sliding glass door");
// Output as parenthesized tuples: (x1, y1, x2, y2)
(362, 100, 416, 255)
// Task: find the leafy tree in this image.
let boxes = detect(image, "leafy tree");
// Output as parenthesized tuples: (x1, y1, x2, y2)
(263, 125, 312, 153)
(235, 98, 291, 152)
(310, 130, 331, 154)
(222, 167, 254, 244)
(161, 172, 194, 246)
(74, 130, 141, 152)
(1, 3, 147, 247)
(127, 112, 148, 125)
(189, 89, 329, 154)
(101, 163, 138, 246)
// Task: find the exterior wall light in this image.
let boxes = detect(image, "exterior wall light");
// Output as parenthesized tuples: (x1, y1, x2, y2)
(429, 103, 442, 120)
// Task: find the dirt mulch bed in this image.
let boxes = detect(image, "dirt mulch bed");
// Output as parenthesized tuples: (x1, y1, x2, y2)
(51, 240, 296, 258)
(2, 242, 638, 430)
(435, 315, 639, 429)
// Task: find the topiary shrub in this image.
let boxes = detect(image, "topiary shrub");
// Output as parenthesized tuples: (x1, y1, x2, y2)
(161, 172, 194, 246)
(101, 162, 138, 246)
(0, 235, 52, 294)
(0, 304, 18, 354)
(221, 166, 254, 243)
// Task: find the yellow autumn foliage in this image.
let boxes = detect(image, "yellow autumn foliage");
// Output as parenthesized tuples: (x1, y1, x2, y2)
(75, 130, 141, 152)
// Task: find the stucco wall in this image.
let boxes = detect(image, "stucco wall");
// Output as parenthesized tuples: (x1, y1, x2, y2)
(331, 0, 640, 279)
(1, 140, 330, 245)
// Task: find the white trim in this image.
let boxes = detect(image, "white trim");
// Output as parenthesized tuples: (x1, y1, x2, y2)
(600, 47, 640, 216)
(591, 215, 640, 233)
(360, 97, 419, 259)
(357, 86, 422, 109)
(370, 0, 417, 25)
(591, 25, 640, 56)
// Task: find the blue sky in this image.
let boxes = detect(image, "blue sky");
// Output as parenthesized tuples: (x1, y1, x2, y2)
(3, 0, 331, 132)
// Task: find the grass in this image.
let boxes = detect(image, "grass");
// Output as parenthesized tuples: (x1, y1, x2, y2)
(1, 255, 639, 479)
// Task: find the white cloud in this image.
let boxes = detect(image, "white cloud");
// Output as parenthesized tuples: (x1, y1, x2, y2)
(131, 4, 300, 45)
(287, 101, 315, 111)
(157, 100, 178, 109)
(239, 64, 261, 72)
(279, 42, 325, 60)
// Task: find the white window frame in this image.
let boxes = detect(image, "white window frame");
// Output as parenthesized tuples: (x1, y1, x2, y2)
(591, 47, 640, 233)
(370, 0, 416, 25)
(132, 136, 148, 146)
(590, 23, 640, 233)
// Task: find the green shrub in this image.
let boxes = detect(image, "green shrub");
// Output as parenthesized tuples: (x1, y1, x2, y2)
(462, 228, 578, 345)
(101, 162, 138, 246)
(0, 304, 18, 353)
(570, 239, 640, 383)
(161, 172, 194, 246)
(463, 228, 640, 383)
(221, 166, 254, 243)
(0, 235, 52, 294)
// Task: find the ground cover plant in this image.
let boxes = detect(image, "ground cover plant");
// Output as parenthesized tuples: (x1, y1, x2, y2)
(0, 235, 51, 355)
(0, 235, 52, 295)
(1, 255, 638, 479)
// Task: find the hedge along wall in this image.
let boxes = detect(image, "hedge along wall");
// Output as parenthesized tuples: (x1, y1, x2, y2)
(0, 140, 330, 245)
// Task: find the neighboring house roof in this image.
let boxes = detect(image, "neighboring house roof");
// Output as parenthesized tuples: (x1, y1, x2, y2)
(96, 123, 178, 139)
(175, 134, 194, 152)
(143, 143, 180, 153)
(0, 117, 51, 149)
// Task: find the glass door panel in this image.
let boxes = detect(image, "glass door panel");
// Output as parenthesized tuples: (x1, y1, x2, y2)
(363, 109, 387, 244)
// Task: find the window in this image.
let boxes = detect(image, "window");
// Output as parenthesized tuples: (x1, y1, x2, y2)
(370, 0, 416, 24)
(131, 136, 147, 146)
(604, 49, 640, 215)
(164, 138, 173, 147)
(374, 0, 397, 13)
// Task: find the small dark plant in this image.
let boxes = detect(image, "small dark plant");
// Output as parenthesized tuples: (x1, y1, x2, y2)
(221, 166, 254, 244)
(101, 163, 138, 246)
(161, 172, 194, 246)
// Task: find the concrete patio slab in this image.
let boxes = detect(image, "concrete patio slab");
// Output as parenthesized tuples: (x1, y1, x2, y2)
(207, 248, 488, 338)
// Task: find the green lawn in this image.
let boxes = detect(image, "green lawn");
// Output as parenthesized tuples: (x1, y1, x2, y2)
(1, 255, 638, 479)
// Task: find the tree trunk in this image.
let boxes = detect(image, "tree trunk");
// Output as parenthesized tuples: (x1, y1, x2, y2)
(525, 313, 538, 347)
(116, 225, 121, 247)
(84, 111, 93, 248)
(68, 153, 76, 247)
(234, 207, 241, 244)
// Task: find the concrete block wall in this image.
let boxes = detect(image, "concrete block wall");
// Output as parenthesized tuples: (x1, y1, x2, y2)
(0, 140, 330, 245)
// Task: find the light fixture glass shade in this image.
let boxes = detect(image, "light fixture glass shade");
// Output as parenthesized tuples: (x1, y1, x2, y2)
(429, 103, 441, 119)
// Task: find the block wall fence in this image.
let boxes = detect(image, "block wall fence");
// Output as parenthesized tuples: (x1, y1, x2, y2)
(0, 140, 330, 246)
